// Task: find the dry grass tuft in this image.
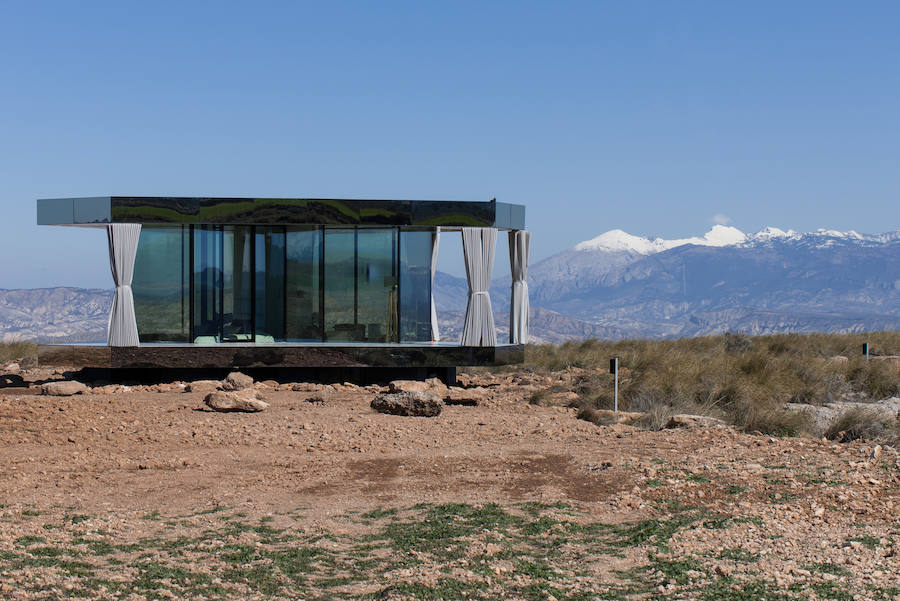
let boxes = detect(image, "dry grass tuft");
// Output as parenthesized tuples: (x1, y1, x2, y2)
(824, 407, 900, 444)
(0, 340, 37, 365)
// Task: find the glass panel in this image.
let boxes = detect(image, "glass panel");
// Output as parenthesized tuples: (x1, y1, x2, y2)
(222, 227, 253, 342)
(193, 226, 222, 342)
(286, 227, 322, 341)
(323, 229, 359, 341)
(133, 226, 189, 342)
(400, 230, 433, 342)
(357, 228, 398, 342)
(255, 227, 286, 342)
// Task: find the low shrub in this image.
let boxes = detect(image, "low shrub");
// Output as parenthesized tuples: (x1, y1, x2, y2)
(824, 407, 899, 443)
(524, 331, 900, 437)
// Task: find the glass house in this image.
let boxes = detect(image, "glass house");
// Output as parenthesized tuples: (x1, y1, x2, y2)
(36, 197, 530, 379)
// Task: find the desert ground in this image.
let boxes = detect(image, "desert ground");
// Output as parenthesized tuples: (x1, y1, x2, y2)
(1, 355, 899, 600)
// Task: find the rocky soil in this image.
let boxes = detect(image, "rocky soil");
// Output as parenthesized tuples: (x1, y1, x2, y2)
(0, 365, 898, 599)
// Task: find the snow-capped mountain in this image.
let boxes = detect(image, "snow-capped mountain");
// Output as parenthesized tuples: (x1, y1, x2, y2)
(525, 226, 900, 338)
(574, 225, 748, 254)
(571, 225, 896, 255)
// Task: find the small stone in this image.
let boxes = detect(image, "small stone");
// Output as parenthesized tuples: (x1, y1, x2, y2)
(714, 564, 732, 577)
(307, 391, 330, 405)
(185, 380, 221, 393)
(294, 382, 322, 392)
(204, 390, 269, 412)
(665, 414, 726, 429)
(41, 381, 88, 396)
(444, 387, 483, 406)
(814, 507, 825, 518)
(872, 445, 883, 461)
(221, 372, 254, 391)
(388, 380, 431, 394)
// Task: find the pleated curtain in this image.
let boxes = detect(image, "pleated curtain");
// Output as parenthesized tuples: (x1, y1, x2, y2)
(430, 227, 441, 342)
(107, 223, 142, 347)
(509, 230, 531, 344)
(459, 227, 497, 346)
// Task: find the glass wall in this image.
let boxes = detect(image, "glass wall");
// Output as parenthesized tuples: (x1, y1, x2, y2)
(193, 226, 222, 342)
(222, 226, 253, 341)
(133, 226, 190, 342)
(357, 228, 397, 342)
(285, 227, 322, 341)
(255, 227, 285, 342)
(400, 230, 433, 341)
(323, 229, 359, 340)
(135, 225, 439, 345)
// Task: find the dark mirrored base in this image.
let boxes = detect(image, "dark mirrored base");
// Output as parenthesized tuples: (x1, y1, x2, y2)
(37, 343, 524, 370)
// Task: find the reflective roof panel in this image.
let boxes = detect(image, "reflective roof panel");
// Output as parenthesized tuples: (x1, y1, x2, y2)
(38, 197, 525, 229)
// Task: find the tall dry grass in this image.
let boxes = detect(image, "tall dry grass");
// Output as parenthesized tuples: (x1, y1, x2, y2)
(524, 332, 900, 436)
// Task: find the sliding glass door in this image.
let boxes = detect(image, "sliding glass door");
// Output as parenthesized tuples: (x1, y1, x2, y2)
(150, 224, 434, 344)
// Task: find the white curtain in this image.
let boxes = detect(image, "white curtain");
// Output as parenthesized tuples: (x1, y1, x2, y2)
(459, 227, 497, 346)
(430, 227, 441, 342)
(107, 224, 142, 347)
(509, 230, 531, 344)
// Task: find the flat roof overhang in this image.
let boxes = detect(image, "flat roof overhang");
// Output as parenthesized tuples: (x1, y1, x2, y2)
(37, 343, 525, 369)
(37, 197, 526, 230)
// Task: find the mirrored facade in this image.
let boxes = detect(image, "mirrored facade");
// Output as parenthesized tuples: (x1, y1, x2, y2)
(131, 226, 434, 344)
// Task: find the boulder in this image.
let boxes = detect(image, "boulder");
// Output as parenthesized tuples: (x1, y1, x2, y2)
(665, 414, 726, 429)
(222, 372, 254, 391)
(185, 380, 221, 393)
(371, 391, 443, 417)
(204, 390, 269, 412)
(3, 362, 20, 374)
(41, 381, 88, 396)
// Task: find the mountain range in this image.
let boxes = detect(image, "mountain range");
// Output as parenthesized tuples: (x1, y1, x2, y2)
(437, 225, 900, 342)
(2, 226, 899, 343)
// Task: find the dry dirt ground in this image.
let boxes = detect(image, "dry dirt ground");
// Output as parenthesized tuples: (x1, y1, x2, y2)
(0, 368, 898, 600)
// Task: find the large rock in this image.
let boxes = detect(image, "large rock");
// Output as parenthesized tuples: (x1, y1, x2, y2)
(665, 414, 726, 429)
(41, 381, 88, 396)
(371, 391, 443, 417)
(204, 390, 269, 412)
(424, 377, 450, 395)
(222, 372, 254, 391)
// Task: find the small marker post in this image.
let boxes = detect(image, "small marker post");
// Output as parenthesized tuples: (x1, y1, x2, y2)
(863, 342, 869, 361)
(610, 357, 619, 412)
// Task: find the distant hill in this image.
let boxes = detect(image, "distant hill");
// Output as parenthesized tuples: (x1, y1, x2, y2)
(0, 288, 110, 343)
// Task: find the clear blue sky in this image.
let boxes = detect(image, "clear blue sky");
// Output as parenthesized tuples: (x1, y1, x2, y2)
(1, 1, 899, 288)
